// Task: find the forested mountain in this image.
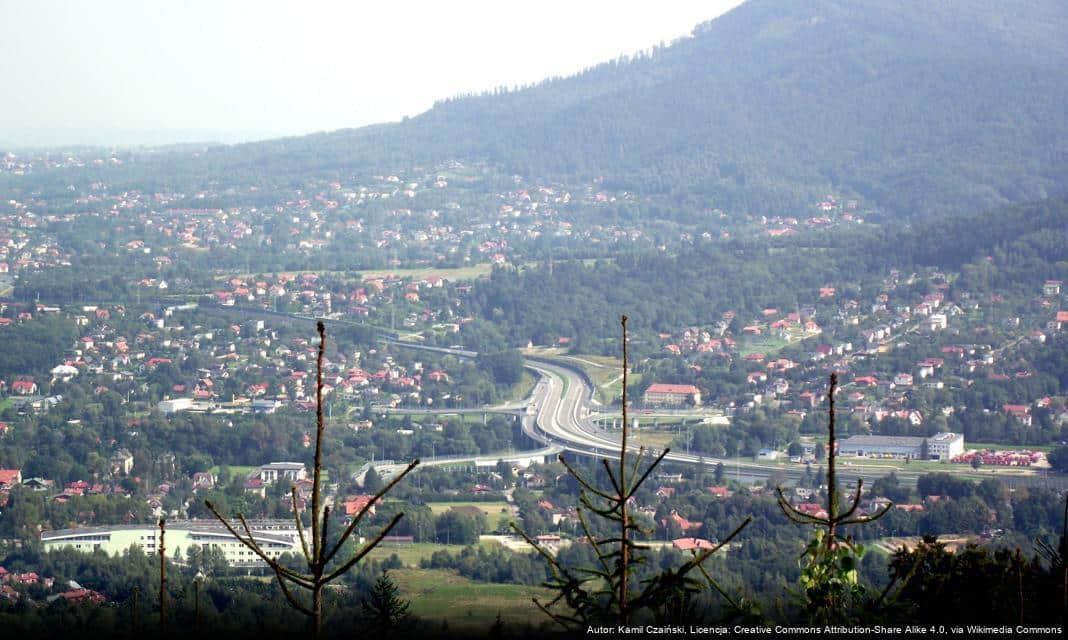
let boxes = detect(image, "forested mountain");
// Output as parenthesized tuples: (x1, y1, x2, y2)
(94, 0, 1068, 219)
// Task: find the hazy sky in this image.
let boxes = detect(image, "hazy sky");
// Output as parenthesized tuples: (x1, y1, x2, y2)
(0, 1, 743, 147)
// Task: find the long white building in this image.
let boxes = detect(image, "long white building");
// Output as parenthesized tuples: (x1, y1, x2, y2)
(41, 519, 302, 567)
(837, 432, 964, 461)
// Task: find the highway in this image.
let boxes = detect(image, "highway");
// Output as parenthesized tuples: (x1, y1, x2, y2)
(519, 359, 1068, 491)
(204, 307, 1068, 490)
(521, 359, 829, 483)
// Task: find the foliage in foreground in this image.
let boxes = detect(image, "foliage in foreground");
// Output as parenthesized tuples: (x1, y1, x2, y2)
(513, 315, 752, 628)
(206, 322, 418, 636)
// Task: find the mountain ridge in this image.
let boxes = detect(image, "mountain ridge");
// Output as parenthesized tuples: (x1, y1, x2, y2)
(33, 0, 1068, 219)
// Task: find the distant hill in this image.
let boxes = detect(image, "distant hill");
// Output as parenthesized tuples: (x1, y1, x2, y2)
(70, 1, 1068, 218)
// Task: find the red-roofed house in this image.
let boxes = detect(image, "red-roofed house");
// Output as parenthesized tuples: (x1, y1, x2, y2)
(341, 495, 382, 517)
(853, 376, 879, 387)
(1054, 311, 1068, 331)
(244, 478, 266, 497)
(673, 538, 717, 551)
(643, 383, 701, 407)
(57, 588, 106, 604)
(1003, 404, 1032, 426)
(795, 503, 829, 519)
(660, 510, 702, 532)
(10, 380, 37, 395)
(0, 469, 22, 489)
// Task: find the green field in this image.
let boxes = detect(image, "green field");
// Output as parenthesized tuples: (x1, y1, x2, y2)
(356, 264, 494, 281)
(623, 431, 678, 451)
(544, 370, 570, 400)
(556, 353, 627, 405)
(390, 568, 552, 631)
(969, 442, 1056, 453)
(362, 539, 503, 566)
(737, 335, 790, 358)
(209, 465, 258, 478)
(426, 501, 515, 519)
(787, 455, 1042, 480)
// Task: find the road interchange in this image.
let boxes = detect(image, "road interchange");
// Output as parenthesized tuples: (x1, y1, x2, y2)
(210, 310, 1067, 490)
(518, 359, 1068, 490)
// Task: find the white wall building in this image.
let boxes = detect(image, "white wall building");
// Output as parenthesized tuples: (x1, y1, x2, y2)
(838, 432, 964, 461)
(41, 520, 302, 567)
(257, 462, 307, 484)
(925, 432, 965, 460)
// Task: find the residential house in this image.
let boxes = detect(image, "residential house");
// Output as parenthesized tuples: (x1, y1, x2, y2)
(256, 461, 307, 484)
(110, 449, 134, 475)
(341, 495, 382, 518)
(673, 538, 717, 551)
(0, 469, 22, 489)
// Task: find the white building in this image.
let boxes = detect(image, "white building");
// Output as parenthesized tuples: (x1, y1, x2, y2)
(256, 462, 307, 484)
(926, 432, 965, 460)
(838, 432, 964, 461)
(925, 314, 948, 331)
(41, 520, 302, 567)
(158, 397, 194, 414)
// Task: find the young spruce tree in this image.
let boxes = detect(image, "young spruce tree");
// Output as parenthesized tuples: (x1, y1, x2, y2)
(206, 322, 418, 637)
(514, 315, 751, 628)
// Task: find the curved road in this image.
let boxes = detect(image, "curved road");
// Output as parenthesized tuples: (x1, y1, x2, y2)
(211, 308, 1068, 490)
(521, 359, 1068, 490)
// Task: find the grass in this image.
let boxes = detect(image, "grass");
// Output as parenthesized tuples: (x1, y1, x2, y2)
(521, 346, 567, 357)
(355, 264, 494, 281)
(209, 464, 257, 478)
(362, 539, 502, 566)
(554, 353, 628, 405)
(390, 568, 553, 631)
(831, 456, 1039, 477)
(547, 370, 570, 400)
(969, 442, 1056, 453)
(737, 335, 790, 358)
(621, 431, 677, 450)
(426, 501, 515, 519)
(871, 535, 977, 556)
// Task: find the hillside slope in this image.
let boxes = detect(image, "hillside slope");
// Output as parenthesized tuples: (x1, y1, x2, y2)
(200, 0, 1068, 218)
(16, 1, 1066, 219)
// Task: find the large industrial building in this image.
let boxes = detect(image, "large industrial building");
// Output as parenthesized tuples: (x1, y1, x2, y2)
(41, 519, 302, 566)
(837, 432, 964, 461)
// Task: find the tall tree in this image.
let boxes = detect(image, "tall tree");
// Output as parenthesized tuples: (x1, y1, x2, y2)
(361, 569, 412, 635)
(207, 322, 418, 637)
